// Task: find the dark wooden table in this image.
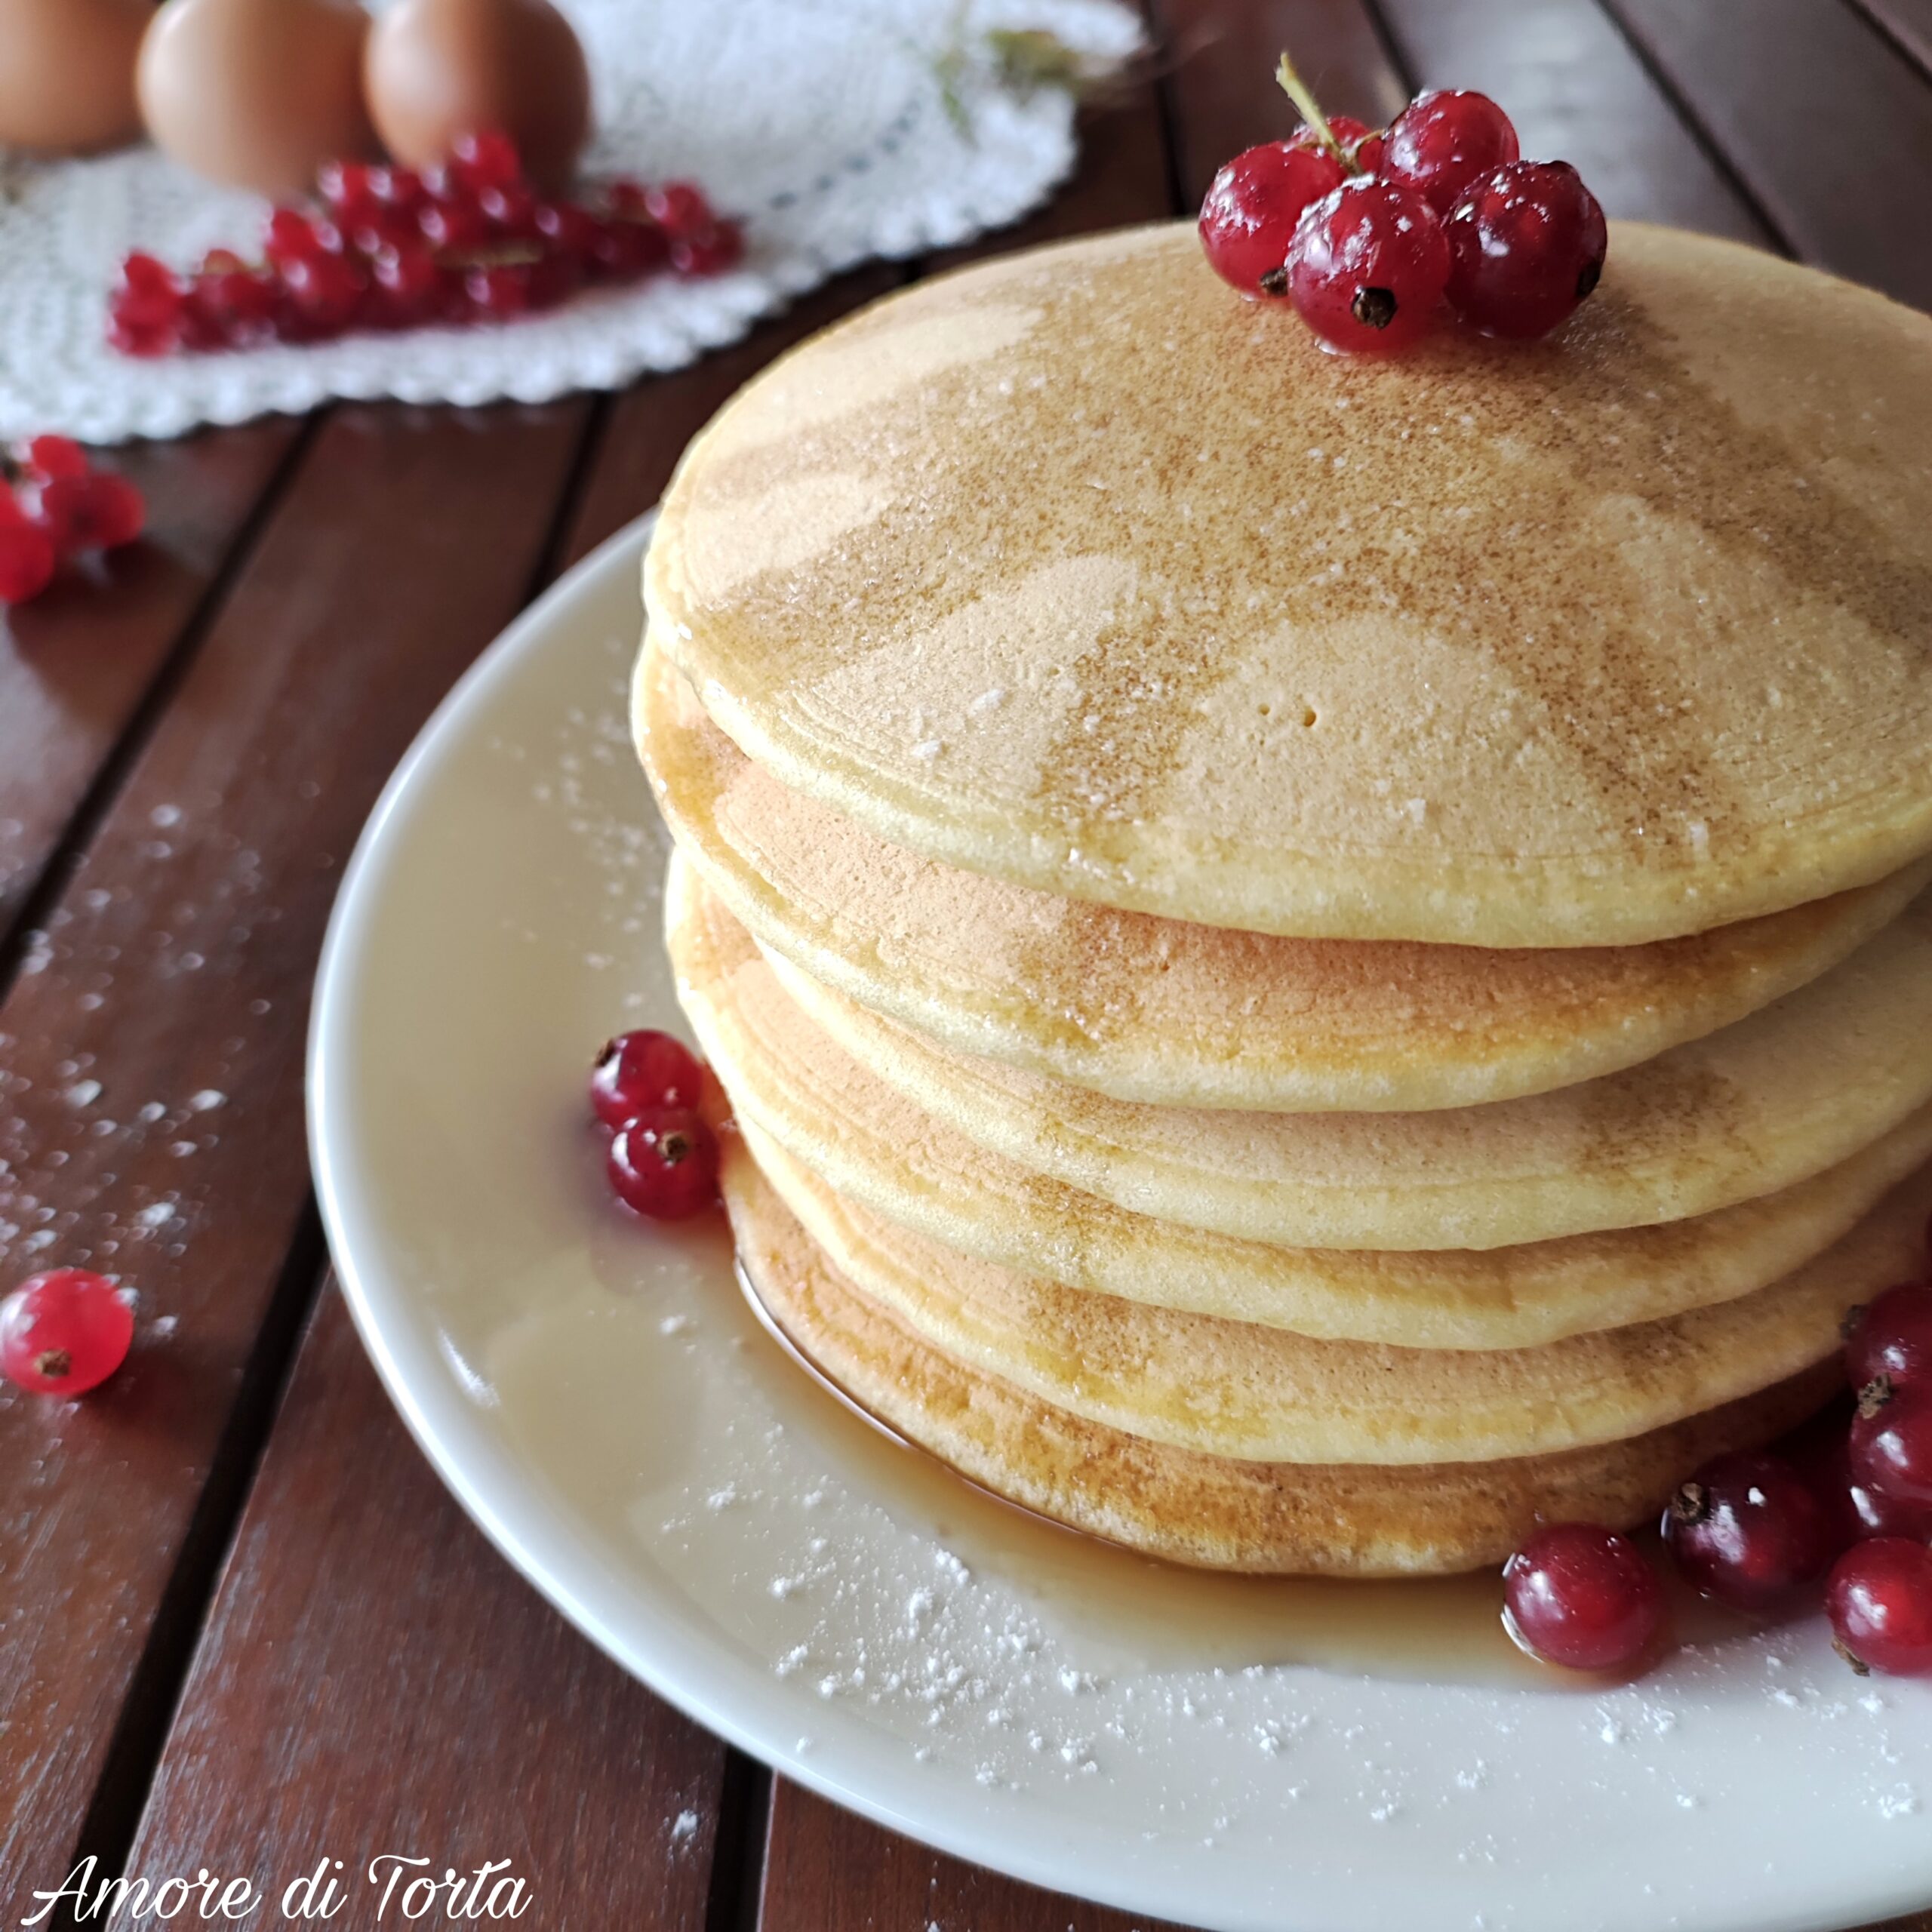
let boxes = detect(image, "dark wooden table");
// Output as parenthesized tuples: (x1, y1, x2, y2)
(5, 3, 1931, 1927)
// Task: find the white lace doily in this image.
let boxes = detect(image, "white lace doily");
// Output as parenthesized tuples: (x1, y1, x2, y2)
(0, 0, 1140, 444)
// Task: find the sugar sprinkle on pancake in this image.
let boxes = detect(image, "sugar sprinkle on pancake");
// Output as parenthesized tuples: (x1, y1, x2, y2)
(649, 223, 1932, 946)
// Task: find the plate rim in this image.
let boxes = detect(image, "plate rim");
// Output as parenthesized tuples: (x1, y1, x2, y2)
(309, 514, 1932, 1932)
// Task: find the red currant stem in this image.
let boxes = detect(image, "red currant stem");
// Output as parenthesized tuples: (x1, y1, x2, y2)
(441, 242, 546, 270)
(1274, 52, 1358, 173)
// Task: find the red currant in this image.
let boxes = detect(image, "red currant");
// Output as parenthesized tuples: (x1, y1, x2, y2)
(420, 195, 492, 254)
(589, 214, 669, 283)
(366, 242, 447, 329)
(463, 262, 536, 320)
(1846, 1280, 1932, 1390)
(187, 253, 281, 349)
(1850, 1376, 1932, 1507)
(451, 129, 525, 195)
(671, 222, 743, 277)
(1383, 88, 1520, 214)
(608, 1106, 720, 1221)
(1662, 1451, 1838, 1611)
(35, 472, 143, 555)
(1828, 1538, 1932, 1676)
(374, 166, 427, 214)
(1503, 1521, 1665, 1671)
(644, 181, 715, 238)
(0, 1269, 135, 1395)
(0, 521, 57, 605)
(22, 435, 88, 483)
(1284, 178, 1450, 353)
(1198, 140, 1346, 297)
(1850, 1473, 1932, 1541)
(480, 181, 540, 237)
(109, 253, 186, 357)
(1311, 115, 1384, 174)
(276, 251, 365, 337)
(318, 158, 376, 210)
(1445, 158, 1607, 340)
(264, 208, 343, 270)
(527, 250, 583, 310)
(591, 1029, 705, 1129)
(535, 199, 598, 261)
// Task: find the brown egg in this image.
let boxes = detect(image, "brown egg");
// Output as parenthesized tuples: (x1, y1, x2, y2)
(137, 0, 376, 198)
(365, 0, 589, 194)
(0, 0, 152, 155)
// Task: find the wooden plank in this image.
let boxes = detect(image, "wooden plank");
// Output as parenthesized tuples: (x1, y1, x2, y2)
(0, 421, 300, 940)
(116, 1287, 732, 1929)
(0, 399, 591, 1916)
(758, 1783, 1192, 1932)
(1374, 0, 1774, 241)
(1601, 0, 1932, 303)
(1155, 0, 1409, 206)
(1852, 0, 1932, 78)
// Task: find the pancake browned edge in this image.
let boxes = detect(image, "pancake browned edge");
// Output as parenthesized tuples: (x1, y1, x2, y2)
(716, 1128, 1839, 1578)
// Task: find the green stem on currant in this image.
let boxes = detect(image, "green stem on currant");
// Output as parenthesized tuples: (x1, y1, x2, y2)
(1275, 51, 1358, 171)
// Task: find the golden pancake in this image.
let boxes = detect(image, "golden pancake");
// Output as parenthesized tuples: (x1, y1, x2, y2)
(638, 635, 1932, 1112)
(721, 1136, 1841, 1575)
(743, 1118, 1924, 1465)
(648, 222, 1932, 948)
(667, 853, 1932, 1348)
(763, 885, 1932, 1249)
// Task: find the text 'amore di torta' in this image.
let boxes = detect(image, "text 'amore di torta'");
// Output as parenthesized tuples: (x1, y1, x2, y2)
(647, 221, 1932, 948)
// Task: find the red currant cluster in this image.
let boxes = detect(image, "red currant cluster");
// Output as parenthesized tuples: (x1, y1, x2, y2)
(0, 1269, 135, 1396)
(0, 436, 146, 606)
(589, 1029, 721, 1222)
(1198, 63, 1607, 352)
(1501, 1218, 1932, 1677)
(109, 131, 743, 359)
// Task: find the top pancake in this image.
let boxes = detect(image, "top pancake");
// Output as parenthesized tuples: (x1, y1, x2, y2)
(648, 221, 1932, 947)
(638, 635, 1932, 1111)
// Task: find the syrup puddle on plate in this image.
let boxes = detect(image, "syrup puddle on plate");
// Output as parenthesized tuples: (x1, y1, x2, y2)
(731, 1258, 1761, 1694)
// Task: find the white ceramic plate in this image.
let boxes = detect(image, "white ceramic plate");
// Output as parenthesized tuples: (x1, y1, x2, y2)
(312, 518, 1932, 1932)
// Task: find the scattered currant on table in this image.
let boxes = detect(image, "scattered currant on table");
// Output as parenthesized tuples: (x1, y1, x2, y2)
(109, 131, 743, 358)
(608, 1108, 721, 1223)
(586, 1028, 719, 1222)
(0, 437, 146, 605)
(1198, 51, 1607, 350)
(1827, 1538, 1932, 1677)
(0, 1269, 135, 1395)
(1502, 1521, 1666, 1671)
(1662, 1450, 1841, 1612)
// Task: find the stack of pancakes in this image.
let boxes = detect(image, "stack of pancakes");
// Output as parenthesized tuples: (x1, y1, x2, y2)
(635, 222, 1932, 1577)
